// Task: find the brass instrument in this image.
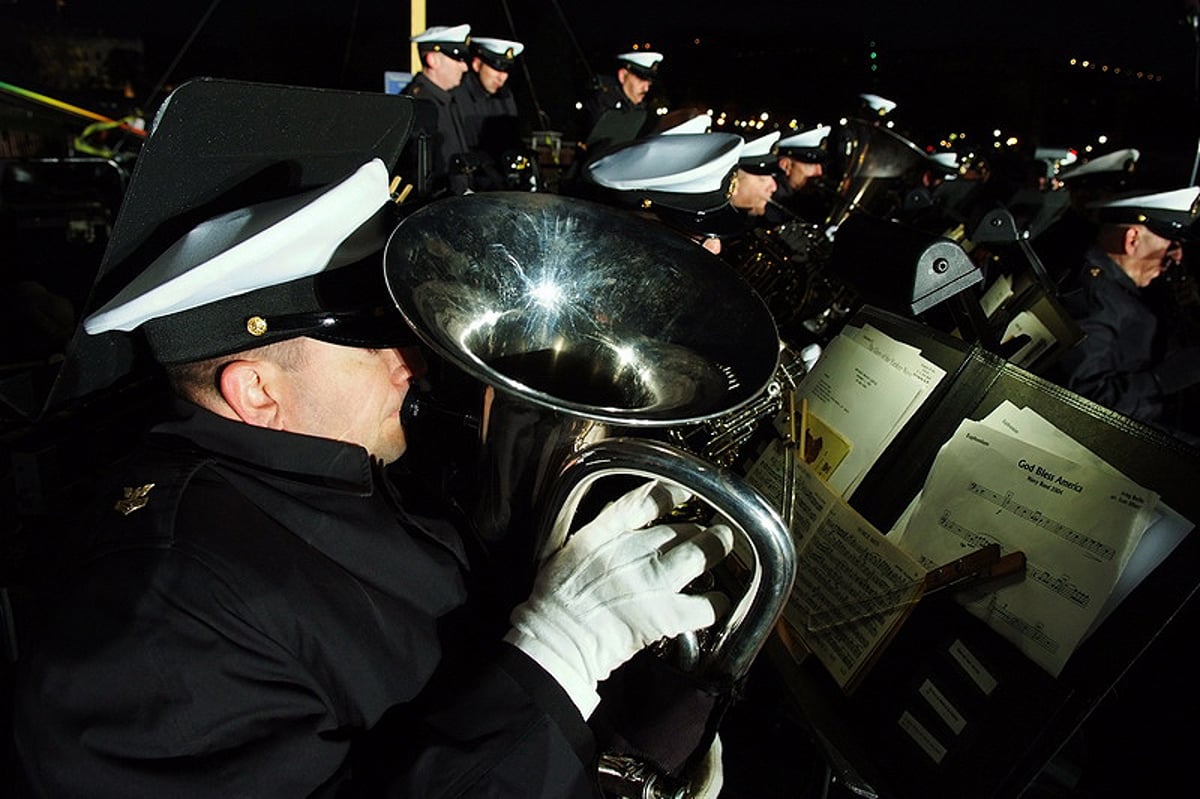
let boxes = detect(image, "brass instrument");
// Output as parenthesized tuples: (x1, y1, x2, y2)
(384, 192, 797, 796)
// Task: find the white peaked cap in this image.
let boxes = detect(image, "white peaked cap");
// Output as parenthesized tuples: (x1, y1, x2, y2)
(1060, 148, 1140, 181)
(411, 24, 471, 44)
(618, 52, 663, 69)
(1035, 147, 1077, 167)
(1094, 186, 1199, 212)
(472, 37, 525, 58)
(930, 152, 959, 177)
(661, 114, 712, 135)
(84, 159, 392, 334)
(587, 133, 743, 194)
(741, 130, 781, 160)
(778, 125, 831, 150)
(860, 93, 897, 114)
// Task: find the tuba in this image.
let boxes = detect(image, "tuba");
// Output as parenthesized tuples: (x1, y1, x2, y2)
(384, 192, 797, 796)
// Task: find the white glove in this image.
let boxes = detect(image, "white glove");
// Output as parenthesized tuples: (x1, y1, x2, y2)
(504, 480, 734, 718)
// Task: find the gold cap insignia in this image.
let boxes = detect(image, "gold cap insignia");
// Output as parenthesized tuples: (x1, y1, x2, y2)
(246, 316, 268, 336)
(115, 483, 156, 516)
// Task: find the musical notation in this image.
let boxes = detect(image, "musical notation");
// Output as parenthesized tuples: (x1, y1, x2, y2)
(1026, 563, 1091, 608)
(984, 595, 1060, 655)
(938, 510, 1092, 608)
(937, 511, 1000, 552)
(966, 481, 1116, 562)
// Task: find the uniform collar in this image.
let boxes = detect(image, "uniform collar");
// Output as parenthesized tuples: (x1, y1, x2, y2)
(153, 399, 376, 493)
(1085, 245, 1141, 292)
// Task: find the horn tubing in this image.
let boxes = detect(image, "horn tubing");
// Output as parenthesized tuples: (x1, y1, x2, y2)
(537, 436, 797, 683)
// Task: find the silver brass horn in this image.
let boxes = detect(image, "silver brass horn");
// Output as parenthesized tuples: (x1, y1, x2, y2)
(384, 192, 796, 793)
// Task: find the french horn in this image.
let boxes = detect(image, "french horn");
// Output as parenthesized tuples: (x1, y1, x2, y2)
(384, 192, 796, 796)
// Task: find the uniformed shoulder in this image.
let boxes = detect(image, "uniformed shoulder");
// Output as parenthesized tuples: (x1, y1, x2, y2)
(83, 435, 215, 558)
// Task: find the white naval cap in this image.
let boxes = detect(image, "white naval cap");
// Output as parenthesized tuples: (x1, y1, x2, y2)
(84, 159, 396, 357)
(1034, 146, 1078, 178)
(737, 130, 781, 174)
(411, 24, 472, 59)
(929, 151, 959, 176)
(585, 132, 746, 237)
(660, 113, 712, 135)
(776, 125, 831, 161)
(859, 93, 897, 115)
(1090, 186, 1200, 240)
(1059, 148, 1139, 182)
(617, 51, 663, 79)
(471, 36, 525, 70)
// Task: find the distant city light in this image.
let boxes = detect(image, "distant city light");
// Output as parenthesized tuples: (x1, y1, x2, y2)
(992, 129, 1001, 137)
(1005, 137, 1019, 146)
(1098, 134, 1108, 144)
(760, 112, 769, 121)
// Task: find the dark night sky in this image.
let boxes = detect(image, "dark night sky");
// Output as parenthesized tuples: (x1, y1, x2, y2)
(4, 0, 1200, 183)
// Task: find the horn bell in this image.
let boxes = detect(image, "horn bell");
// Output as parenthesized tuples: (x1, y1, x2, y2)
(383, 192, 780, 425)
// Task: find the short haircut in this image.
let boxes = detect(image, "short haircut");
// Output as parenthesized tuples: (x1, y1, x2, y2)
(164, 337, 310, 405)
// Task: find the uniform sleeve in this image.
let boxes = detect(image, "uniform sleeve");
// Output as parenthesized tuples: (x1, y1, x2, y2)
(15, 549, 598, 799)
(1056, 285, 1164, 419)
(336, 644, 599, 799)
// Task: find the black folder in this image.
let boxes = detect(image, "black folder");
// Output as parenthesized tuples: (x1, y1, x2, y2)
(768, 304, 1200, 799)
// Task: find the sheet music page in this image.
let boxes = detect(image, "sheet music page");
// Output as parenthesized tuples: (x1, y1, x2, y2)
(893, 415, 1157, 677)
(980, 402, 1192, 640)
(795, 332, 928, 498)
(747, 438, 926, 691)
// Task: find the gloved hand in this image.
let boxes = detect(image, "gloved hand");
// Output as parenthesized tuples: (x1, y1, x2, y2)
(504, 480, 734, 718)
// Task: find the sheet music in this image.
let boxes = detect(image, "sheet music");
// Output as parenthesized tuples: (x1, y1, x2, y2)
(892, 408, 1158, 677)
(795, 326, 943, 498)
(747, 437, 926, 691)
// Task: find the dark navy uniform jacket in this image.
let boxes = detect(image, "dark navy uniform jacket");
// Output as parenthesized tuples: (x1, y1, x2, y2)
(14, 400, 595, 797)
(456, 72, 520, 160)
(403, 73, 470, 194)
(1055, 246, 1180, 425)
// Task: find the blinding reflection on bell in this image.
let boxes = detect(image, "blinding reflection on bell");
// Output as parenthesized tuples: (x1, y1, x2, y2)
(383, 192, 780, 425)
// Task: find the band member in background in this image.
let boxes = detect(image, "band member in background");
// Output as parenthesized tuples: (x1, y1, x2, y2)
(1051, 187, 1200, 444)
(452, 36, 534, 191)
(402, 24, 473, 195)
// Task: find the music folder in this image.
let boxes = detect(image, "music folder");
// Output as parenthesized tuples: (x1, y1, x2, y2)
(760, 305, 1200, 799)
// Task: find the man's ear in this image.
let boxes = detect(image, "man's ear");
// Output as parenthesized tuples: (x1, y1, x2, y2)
(1123, 226, 1141, 255)
(219, 359, 284, 428)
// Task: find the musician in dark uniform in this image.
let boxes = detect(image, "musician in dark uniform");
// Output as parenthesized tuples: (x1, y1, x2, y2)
(578, 51, 663, 159)
(769, 124, 832, 224)
(11, 90, 734, 798)
(731, 130, 782, 223)
(454, 36, 527, 191)
(582, 130, 746, 256)
(1052, 187, 1200, 442)
(402, 24, 472, 195)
